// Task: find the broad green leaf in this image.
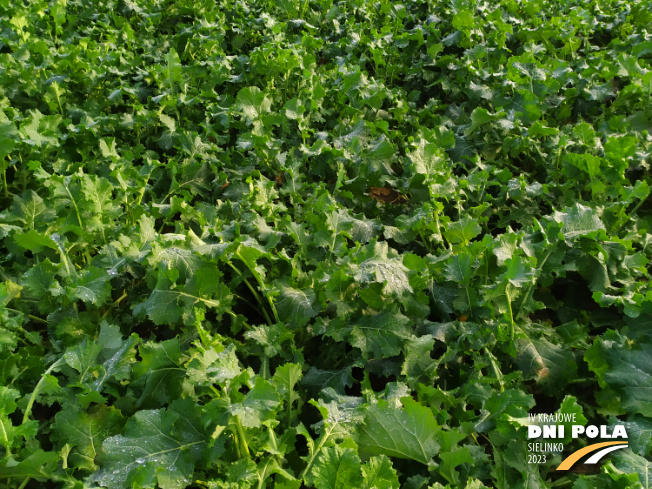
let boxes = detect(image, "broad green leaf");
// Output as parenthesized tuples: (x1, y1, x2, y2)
(401, 335, 436, 378)
(130, 339, 185, 408)
(611, 415, 652, 456)
(0, 386, 37, 452)
(51, 405, 124, 471)
(237, 87, 272, 121)
(229, 377, 280, 429)
(499, 440, 547, 489)
(453, 10, 475, 29)
(93, 402, 205, 489)
(552, 203, 605, 239)
(444, 253, 474, 285)
(350, 309, 412, 359)
(81, 175, 122, 228)
(608, 450, 652, 489)
(274, 284, 317, 328)
(585, 330, 652, 416)
(0, 114, 17, 159)
(353, 243, 412, 296)
(464, 108, 505, 136)
(186, 343, 242, 387)
(13, 230, 58, 252)
(134, 265, 232, 325)
(361, 455, 400, 489)
(408, 139, 445, 182)
(308, 446, 364, 489)
(68, 267, 112, 305)
(0, 449, 59, 480)
(438, 429, 474, 485)
(22, 259, 61, 313)
(0, 280, 22, 306)
(19, 110, 59, 147)
(516, 335, 576, 392)
(6, 191, 56, 229)
(444, 217, 482, 245)
(359, 399, 440, 465)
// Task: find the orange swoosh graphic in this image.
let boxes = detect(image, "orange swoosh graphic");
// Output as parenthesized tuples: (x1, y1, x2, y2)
(556, 441, 628, 470)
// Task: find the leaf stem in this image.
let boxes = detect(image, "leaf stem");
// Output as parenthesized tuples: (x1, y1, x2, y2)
(233, 415, 250, 458)
(234, 252, 279, 324)
(614, 196, 647, 235)
(299, 424, 334, 480)
(17, 476, 31, 489)
(506, 290, 515, 342)
(465, 286, 473, 313)
(23, 357, 65, 424)
(100, 289, 128, 320)
(4, 307, 48, 324)
(64, 184, 84, 231)
(2, 159, 8, 198)
(257, 459, 272, 489)
(226, 261, 273, 325)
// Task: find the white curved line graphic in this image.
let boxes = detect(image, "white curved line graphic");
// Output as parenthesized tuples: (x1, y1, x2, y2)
(584, 444, 628, 464)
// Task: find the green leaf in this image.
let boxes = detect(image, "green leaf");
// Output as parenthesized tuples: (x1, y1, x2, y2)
(0, 114, 17, 159)
(229, 376, 280, 429)
(81, 175, 122, 228)
(438, 429, 473, 485)
(68, 267, 112, 305)
(464, 108, 505, 136)
(499, 440, 547, 489)
(186, 343, 242, 387)
(402, 335, 436, 378)
(361, 455, 400, 489)
(0, 280, 22, 306)
(408, 139, 446, 182)
(237, 87, 272, 121)
(353, 243, 412, 296)
(6, 191, 56, 229)
(0, 386, 37, 452)
(19, 110, 60, 147)
(453, 10, 475, 30)
(273, 363, 303, 425)
(274, 284, 317, 328)
(364, 136, 395, 175)
(0, 449, 59, 480)
(444, 253, 474, 285)
(359, 399, 440, 465)
(515, 335, 576, 392)
(608, 450, 652, 489)
(13, 230, 58, 252)
(444, 217, 482, 245)
(611, 415, 652, 456)
(130, 339, 185, 408)
(552, 203, 605, 239)
(22, 259, 61, 313)
(134, 264, 232, 325)
(166, 48, 183, 86)
(309, 446, 364, 489)
(51, 405, 124, 471)
(585, 330, 652, 416)
(350, 309, 412, 359)
(93, 402, 205, 489)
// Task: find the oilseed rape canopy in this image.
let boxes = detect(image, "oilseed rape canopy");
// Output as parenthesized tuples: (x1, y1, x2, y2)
(0, 0, 651, 487)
